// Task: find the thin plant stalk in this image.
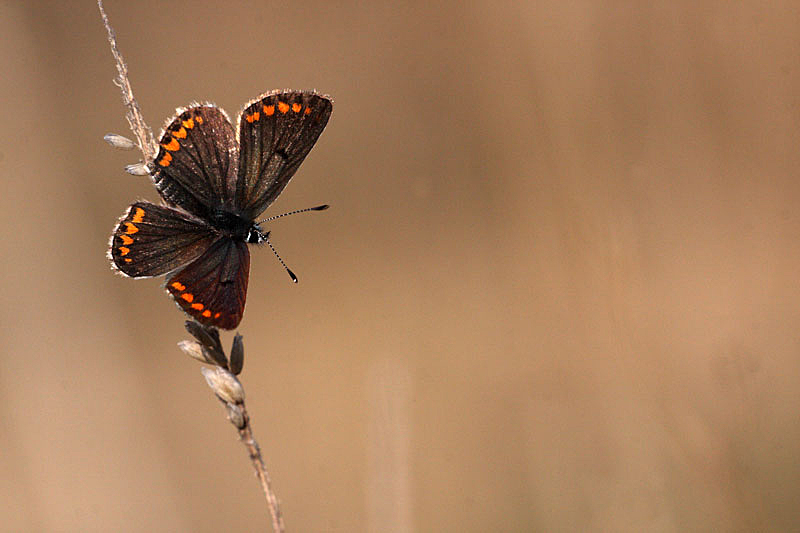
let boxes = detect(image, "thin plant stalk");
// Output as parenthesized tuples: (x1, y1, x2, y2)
(98, 2, 284, 530)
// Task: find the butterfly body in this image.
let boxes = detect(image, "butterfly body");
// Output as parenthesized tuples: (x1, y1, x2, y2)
(207, 207, 264, 242)
(109, 90, 332, 329)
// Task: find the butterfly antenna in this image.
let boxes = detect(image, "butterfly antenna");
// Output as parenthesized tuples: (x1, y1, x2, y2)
(266, 239, 298, 283)
(258, 204, 329, 224)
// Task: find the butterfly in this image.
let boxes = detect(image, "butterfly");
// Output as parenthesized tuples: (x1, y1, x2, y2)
(109, 90, 332, 329)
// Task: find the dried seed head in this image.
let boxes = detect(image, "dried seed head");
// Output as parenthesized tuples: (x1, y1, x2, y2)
(230, 334, 244, 375)
(125, 162, 150, 175)
(226, 403, 246, 429)
(185, 321, 227, 368)
(104, 133, 137, 150)
(201, 367, 245, 404)
(178, 340, 209, 364)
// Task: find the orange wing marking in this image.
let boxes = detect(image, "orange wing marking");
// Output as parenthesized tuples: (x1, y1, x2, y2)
(162, 138, 180, 151)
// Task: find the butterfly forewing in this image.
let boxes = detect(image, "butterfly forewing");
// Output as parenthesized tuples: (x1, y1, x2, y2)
(110, 202, 217, 277)
(165, 238, 250, 329)
(152, 106, 239, 217)
(235, 90, 332, 218)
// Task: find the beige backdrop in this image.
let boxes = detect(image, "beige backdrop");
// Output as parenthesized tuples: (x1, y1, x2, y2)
(1, 1, 799, 531)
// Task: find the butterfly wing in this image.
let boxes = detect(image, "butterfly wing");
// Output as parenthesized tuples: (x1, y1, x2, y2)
(165, 237, 250, 330)
(235, 90, 332, 219)
(109, 202, 216, 278)
(152, 106, 239, 217)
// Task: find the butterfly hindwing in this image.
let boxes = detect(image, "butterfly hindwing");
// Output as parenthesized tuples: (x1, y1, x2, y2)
(235, 90, 332, 219)
(165, 237, 250, 330)
(110, 201, 217, 278)
(152, 106, 239, 217)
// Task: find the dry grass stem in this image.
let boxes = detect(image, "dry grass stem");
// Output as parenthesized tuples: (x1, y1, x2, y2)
(99, 2, 285, 529)
(186, 323, 285, 533)
(98, 0, 156, 162)
(238, 404, 286, 533)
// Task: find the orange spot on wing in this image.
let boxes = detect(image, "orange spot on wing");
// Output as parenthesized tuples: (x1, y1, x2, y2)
(120, 235, 133, 245)
(246, 112, 260, 123)
(191, 302, 204, 310)
(202, 310, 212, 318)
(173, 126, 187, 139)
(124, 223, 139, 234)
(196, 116, 204, 124)
(132, 208, 145, 223)
(158, 152, 172, 167)
(119, 246, 130, 256)
(214, 312, 221, 319)
(278, 101, 290, 114)
(162, 138, 180, 151)
(264, 104, 275, 116)
(171, 282, 186, 291)
(292, 102, 302, 113)
(125, 258, 132, 263)
(182, 118, 195, 129)
(304, 107, 312, 115)
(181, 293, 194, 303)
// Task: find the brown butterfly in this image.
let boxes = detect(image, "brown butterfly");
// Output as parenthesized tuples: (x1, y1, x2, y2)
(110, 90, 332, 329)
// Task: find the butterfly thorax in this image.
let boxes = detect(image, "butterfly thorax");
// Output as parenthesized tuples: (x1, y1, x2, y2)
(209, 208, 263, 243)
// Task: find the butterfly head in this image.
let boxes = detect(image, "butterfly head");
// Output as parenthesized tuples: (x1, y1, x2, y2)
(246, 224, 269, 244)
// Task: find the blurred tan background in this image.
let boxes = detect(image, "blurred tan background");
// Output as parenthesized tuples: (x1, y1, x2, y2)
(1, 1, 799, 531)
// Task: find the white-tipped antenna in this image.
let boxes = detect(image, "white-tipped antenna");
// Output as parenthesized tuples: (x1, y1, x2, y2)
(258, 204, 329, 224)
(266, 239, 298, 283)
